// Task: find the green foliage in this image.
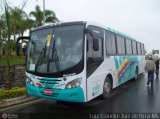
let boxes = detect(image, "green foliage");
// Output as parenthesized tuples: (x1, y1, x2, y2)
(30, 5, 59, 27)
(0, 3, 59, 50)
(0, 87, 26, 100)
(4, 0, 11, 81)
(10, 7, 32, 37)
(29, 5, 43, 27)
(0, 55, 25, 66)
(10, 40, 16, 51)
(45, 10, 59, 23)
(0, 15, 6, 43)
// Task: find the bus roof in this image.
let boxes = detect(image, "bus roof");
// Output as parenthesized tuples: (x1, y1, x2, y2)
(33, 21, 136, 41)
(32, 21, 86, 31)
(106, 27, 135, 40)
(86, 21, 136, 40)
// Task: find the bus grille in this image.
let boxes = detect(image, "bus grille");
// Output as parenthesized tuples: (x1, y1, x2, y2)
(38, 78, 62, 84)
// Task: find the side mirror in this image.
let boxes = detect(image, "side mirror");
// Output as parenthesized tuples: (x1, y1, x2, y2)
(16, 36, 29, 45)
(85, 29, 99, 51)
(93, 38, 99, 51)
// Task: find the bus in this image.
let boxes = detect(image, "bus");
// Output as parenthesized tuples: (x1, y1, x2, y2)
(19, 21, 145, 102)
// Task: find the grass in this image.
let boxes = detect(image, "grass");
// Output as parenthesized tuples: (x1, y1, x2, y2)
(0, 55, 25, 66)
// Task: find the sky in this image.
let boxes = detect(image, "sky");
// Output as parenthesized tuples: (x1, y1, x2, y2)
(1, 0, 160, 53)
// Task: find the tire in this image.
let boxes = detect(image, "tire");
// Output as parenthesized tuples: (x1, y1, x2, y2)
(103, 77, 112, 99)
(134, 68, 138, 80)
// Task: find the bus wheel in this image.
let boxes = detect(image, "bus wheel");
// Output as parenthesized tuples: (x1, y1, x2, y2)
(134, 68, 138, 80)
(103, 77, 112, 99)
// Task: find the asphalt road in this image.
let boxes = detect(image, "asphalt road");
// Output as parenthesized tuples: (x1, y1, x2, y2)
(0, 74, 160, 119)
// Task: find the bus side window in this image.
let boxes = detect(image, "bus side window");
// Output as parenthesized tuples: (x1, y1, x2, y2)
(87, 39, 89, 52)
(93, 38, 99, 51)
(132, 40, 137, 55)
(116, 35, 125, 55)
(86, 26, 104, 77)
(89, 37, 103, 58)
(105, 31, 116, 55)
(86, 34, 94, 58)
(86, 27, 103, 59)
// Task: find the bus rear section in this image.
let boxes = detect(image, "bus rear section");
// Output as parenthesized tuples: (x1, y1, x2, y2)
(85, 22, 145, 101)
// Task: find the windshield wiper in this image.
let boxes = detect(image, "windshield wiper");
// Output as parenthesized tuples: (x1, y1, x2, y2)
(49, 48, 61, 72)
(35, 47, 47, 71)
(35, 39, 48, 71)
(47, 35, 61, 72)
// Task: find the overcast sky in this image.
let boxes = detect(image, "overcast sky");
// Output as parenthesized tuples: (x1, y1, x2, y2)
(2, 0, 160, 53)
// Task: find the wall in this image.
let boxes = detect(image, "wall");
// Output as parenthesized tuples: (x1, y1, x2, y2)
(0, 65, 26, 87)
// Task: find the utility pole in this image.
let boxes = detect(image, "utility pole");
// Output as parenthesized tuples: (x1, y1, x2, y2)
(43, 0, 45, 25)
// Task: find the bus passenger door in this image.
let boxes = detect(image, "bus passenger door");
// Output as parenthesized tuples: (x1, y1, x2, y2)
(86, 36, 103, 77)
(86, 26, 104, 101)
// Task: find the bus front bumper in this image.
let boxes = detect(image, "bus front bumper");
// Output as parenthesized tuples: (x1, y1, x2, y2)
(26, 83, 85, 102)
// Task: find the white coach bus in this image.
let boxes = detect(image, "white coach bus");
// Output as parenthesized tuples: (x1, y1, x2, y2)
(20, 21, 145, 102)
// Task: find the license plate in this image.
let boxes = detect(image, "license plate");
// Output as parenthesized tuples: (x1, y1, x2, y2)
(44, 89, 53, 94)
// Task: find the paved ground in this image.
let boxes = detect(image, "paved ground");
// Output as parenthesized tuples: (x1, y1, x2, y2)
(0, 74, 160, 119)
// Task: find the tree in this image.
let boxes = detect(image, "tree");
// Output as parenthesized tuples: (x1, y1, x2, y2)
(17, 18, 34, 37)
(0, 16, 5, 55)
(29, 5, 43, 27)
(45, 10, 59, 23)
(10, 7, 28, 39)
(0, 14, 6, 46)
(29, 5, 59, 27)
(1, 0, 31, 89)
(4, 0, 12, 89)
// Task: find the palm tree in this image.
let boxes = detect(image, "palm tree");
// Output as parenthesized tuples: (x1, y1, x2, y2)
(0, 15, 6, 42)
(29, 5, 59, 27)
(29, 5, 43, 27)
(10, 7, 28, 40)
(45, 10, 59, 23)
(25, 18, 34, 30)
(17, 18, 34, 37)
(0, 14, 6, 55)
(4, 1, 12, 89)
(2, 0, 31, 89)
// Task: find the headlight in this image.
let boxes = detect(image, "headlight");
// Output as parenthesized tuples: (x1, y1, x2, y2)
(26, 77, 34, 86)
(65, 78, 82, 89)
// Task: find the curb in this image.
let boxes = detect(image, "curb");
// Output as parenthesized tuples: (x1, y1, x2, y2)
(1, 95, 26, 103)
(0, 95, 38, 109)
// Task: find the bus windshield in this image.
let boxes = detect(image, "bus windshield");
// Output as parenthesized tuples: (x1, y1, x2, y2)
(26, 25, 84, 74)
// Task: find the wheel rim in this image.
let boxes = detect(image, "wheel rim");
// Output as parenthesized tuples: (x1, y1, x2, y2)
(104, 82, 111, 95)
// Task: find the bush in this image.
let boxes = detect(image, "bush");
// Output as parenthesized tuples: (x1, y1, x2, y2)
(0, 87, 26, 100)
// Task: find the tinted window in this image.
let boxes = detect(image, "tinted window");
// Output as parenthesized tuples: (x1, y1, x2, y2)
(87, 26, 104, 77)
(87, 26, 104, 58)
(116, 35, 125, 54)
(137, 42, 141, 55)
(87, 26, 104, 38)
(132, 40, 137, 55)
(141, 43, 144, 55)
(105, 31, 112, 54)
(105, 31, 116, 55)
(125, 38, 132, 55)
(111, 34, 116, 54)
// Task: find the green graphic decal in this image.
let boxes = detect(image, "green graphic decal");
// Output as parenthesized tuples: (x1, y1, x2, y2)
(92, 83, 100, 96)
(114, 56, 139, 84)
